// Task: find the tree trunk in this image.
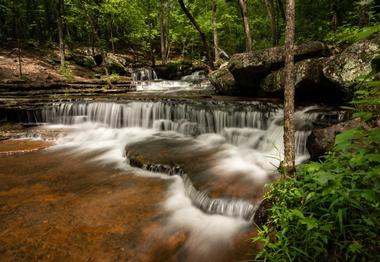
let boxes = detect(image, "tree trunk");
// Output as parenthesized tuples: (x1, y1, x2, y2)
(359, 1, 370, 27)
(178, 0, 214, 69)
(238, 0, 253, 51)
(13, 2, 22, 78)
(17, 31, 22, 79)
(160, 0, 169, 64)
(283, 0, 296, 175)
(276, 0, 286, 20)
(212, 0, 219, 64)
(331, 1, 338, 31)
(57, 0, 65, 68)
(79, 0, 112, 87)
(264, 0, 279, 46)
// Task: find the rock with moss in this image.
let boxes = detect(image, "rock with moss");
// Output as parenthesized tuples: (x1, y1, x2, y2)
(323, 36, 380, 94)
(306, 118, 370, 160)
(105, 54, 127, 75)
(228, 41, 329, 92)
(72, 54, 97, 68)
(261, 58, 325, 93)
(209, 65, 237, 95)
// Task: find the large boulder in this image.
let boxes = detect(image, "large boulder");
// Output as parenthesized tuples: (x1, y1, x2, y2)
(228, 41, 329, 93)
(72, 54, 97, 68)
(105, 54, 127, 75)
(261, 58, 325, 93)
(323, 36, 380, 94)
(306, 118, 369, 160)
(260, 58, 345, 102)
(154, 62, 193, 80)
(209, 64, 237, 95)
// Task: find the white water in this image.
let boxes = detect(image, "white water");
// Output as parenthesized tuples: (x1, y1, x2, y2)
(25, 100, 336, 258)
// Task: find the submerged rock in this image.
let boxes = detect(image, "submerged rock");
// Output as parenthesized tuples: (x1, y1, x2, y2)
(323, 35, 380, 94)
(228, 41, 329, 92)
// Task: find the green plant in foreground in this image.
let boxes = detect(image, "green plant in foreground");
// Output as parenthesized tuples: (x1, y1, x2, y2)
(254, 78, 380, 261)
(253, 127, 380, 261)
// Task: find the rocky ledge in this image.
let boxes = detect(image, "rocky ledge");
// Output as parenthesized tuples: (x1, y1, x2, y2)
(124, 134, 268, 223)
(209, 34, 380, 103)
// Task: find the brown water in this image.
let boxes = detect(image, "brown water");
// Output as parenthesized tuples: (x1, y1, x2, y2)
(0, 135, 258, 261)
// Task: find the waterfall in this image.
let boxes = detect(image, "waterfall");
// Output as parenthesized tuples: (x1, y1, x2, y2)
(20, 101, 336, 156)
(38, 101, 277, 132)
(20, 100, 343, 223)
(181, 71, 208, 82)
(126, 155, 259, 222)
(132, 68, 158, 81)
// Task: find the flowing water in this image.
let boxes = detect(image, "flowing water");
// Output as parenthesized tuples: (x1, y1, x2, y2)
(0, 79, 344, 261)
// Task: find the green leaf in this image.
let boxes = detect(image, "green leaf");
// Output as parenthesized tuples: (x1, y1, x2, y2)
(300, 217, 319, 230)
(352, 111, 372, 121)
(311, 171, 335, 186)
(348, 242, 362, 254)
(290, 209, 304, 219)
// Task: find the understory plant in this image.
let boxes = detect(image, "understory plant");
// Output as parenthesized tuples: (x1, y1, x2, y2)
(254, 82, 380, 261)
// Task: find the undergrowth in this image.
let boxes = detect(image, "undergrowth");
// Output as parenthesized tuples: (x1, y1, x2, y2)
(253, 56, 380, 261)
(253, 126, 380, 261)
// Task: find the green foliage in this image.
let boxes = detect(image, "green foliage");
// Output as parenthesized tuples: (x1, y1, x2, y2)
(106, 72, 120, 82)
(325, 24, 380, 44)
(253, 126, 380, 261)
(254, 73, 380, 260)
(58, 66, 74, 80)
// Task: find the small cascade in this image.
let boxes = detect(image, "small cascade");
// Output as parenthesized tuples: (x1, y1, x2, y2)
(125, 157, 259, 222)
(39, 101, 278, 132)
(181, 71, 208, 82)
(132, 68, 158, 81)
(183, 174, 260, 222)
(18, 101, 344, 156)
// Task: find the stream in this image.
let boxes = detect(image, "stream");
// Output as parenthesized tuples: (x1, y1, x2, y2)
(0, 77, 343, 261)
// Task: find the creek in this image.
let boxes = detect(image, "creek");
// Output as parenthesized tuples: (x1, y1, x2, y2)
(0, 76, 343, 261)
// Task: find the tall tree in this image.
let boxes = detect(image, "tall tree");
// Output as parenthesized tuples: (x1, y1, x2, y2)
(177, 0, 214, 69)
(359, 0, 371, 27)
(12, 1, 22, 78)
(276, 0, 285, 20)
(57, 0, 65, 68)
(238, 0, 252, 51)
(160, 0, 169, 63)
(212, 0, 219, 64)
(283, 0, 296, 175)
(264, 0, 279, 46)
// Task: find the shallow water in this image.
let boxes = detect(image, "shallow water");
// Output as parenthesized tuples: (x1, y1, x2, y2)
(0, 98, 339, 261)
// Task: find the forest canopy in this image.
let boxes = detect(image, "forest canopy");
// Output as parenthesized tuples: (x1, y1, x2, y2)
(1, 0, 379, 61)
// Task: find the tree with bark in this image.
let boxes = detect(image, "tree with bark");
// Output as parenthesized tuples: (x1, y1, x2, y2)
(238, 0, 253, 51)
(283, 0, 296, 175)
(57, 0, 65, 68)
(177, 0, 214, 69)
(212, 0, 219, 64)
(264, 0, 279, 46)
(160, 0, 169, 64)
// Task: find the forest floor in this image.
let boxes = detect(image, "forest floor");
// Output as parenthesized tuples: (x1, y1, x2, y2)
(0, 48, 130, 83)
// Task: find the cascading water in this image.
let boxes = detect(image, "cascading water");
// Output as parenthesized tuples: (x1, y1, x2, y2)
(181, 70, 208, 82)
(130, 67, 213, 92)
(6, 99, 345, 260)
(16, 100, 344, 224)
(132, 68, 158, 82)
(28, 101, 335, 157)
